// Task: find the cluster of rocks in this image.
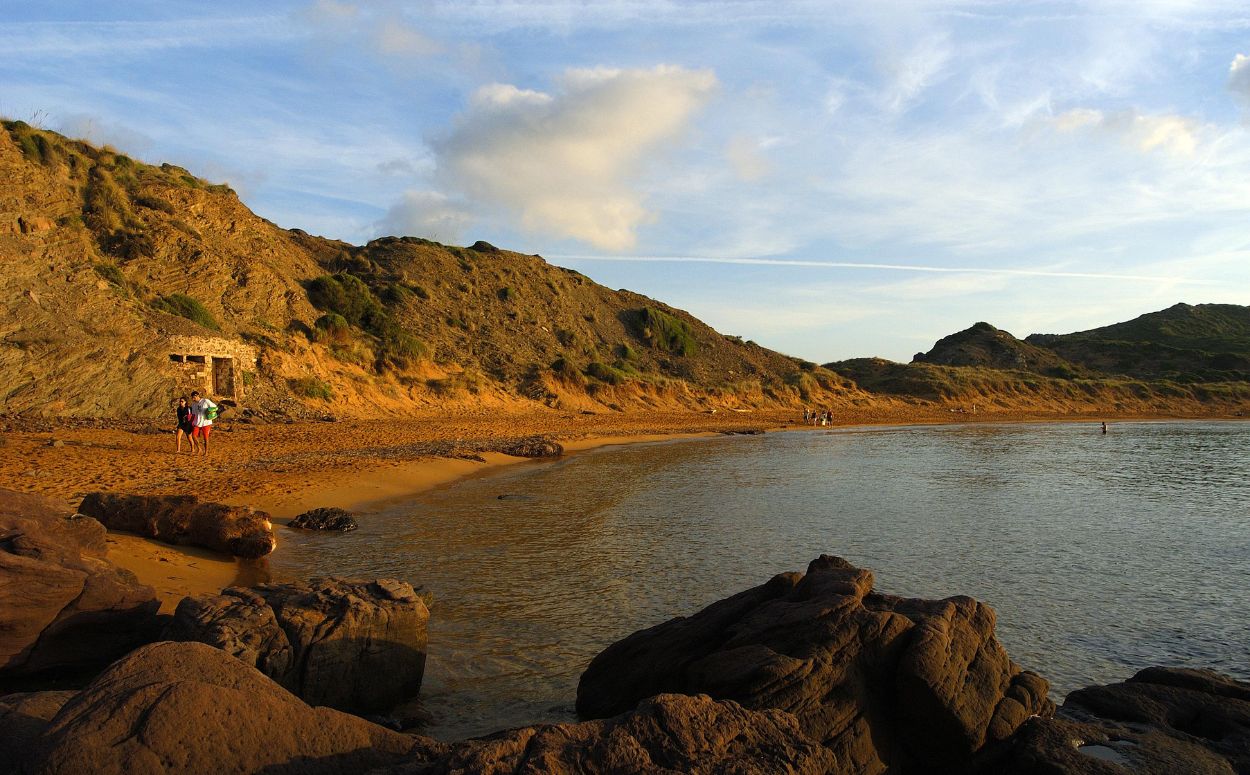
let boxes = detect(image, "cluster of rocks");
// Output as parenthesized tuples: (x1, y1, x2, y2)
(1, 485, 1247, 774)
(288, 506, 358, 531)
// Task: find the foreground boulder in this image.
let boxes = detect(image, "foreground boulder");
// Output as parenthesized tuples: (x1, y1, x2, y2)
(0, 690, 74, 768)
(577, 555, 1053, 773)
(381, 693, 837, 774)
(1003, 667, 1250, 774)
(165, 578, 428, 713)
(78, 492, 275, 558)
(289, 506, 358, 531)
(0, 488, 159, 679)
(25, 642, 442, 775)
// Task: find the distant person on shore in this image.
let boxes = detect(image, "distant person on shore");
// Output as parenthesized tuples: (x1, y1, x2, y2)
(189, 390, 218, 456)
(175, 396, 196, 454)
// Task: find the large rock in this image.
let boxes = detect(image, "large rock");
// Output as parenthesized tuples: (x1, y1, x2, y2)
(0, 690, 75, 770)
(576, 555, 1053, 774)
(78, 492, 275, 558)
(1002, 667, 1250, 774)
(381, 693, 836, 775)
(165, 578, 429, 713)
(0, 488, 160, 679)
(25, 641, 443, 775)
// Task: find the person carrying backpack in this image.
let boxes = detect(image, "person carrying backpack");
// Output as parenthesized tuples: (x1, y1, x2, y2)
(189, 390, 219, 457)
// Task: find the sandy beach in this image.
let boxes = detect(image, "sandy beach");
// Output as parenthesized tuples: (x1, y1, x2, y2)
(3, 404, 1236, 611)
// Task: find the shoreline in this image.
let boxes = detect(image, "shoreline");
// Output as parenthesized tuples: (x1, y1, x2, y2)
(5, 409, 1244, 610)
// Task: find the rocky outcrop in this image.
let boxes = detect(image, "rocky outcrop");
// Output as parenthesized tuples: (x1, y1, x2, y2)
(0, 488, 159, 679)
(0, 690, 74, 770)
(77, 492, 275, 558)
(289, 507, 358, 531)
(1003, 667, 1250, 774)
(164, 578, 429, 713)
(577, 555, 1053, 774)
(382, 693, 837, 775)
(25, 641, 443, 775)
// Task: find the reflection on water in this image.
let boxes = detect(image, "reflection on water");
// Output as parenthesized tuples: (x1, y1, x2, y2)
(271, 421, 1250, 740)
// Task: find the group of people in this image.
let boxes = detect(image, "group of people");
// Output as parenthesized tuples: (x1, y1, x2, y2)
(175, 391, 218, 455)
(803, 408, 834, 426)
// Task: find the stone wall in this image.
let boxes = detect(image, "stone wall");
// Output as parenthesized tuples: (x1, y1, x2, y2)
(165, 335, 257, 400)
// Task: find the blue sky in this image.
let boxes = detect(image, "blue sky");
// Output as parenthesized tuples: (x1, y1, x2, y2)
(3, 1, 1250, 362)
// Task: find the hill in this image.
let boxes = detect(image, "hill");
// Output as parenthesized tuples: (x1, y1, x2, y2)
(911, 322, 1082, 377)
(1025, 303, 1250, 382)
(0, 122, 854, 419)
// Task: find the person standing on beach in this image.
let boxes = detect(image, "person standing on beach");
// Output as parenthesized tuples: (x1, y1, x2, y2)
(175, 396, 196, 454)
(189, 390, 218, 456)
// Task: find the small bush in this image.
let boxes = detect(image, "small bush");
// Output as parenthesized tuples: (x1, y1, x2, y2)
(633, 307, 696, 356)
(93, 262, 128, 293)
(150, 293, 219, 331)
(289, 376, 333, 401)
(585, 361, 629, 385)
(242, 371, 257, 387)
(101, 228, 155, 260)
(83, 167, 132, 234)
(313, 312, 352, 343)
(134, 194, 175, 214)
(307, 274, 385, 330)
(497, 286, 516, 302)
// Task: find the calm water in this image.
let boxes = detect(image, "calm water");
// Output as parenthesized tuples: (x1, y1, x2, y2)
(270, 421, 1250, 740)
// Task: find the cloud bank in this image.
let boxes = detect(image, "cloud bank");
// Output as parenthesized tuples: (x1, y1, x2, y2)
(429, 65, 717, 250)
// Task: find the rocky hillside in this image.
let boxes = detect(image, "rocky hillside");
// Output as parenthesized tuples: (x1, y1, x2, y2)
(0, 123, 853, 419)
(1025, 303, 1250, 382)
(911, 321, 1081, 377)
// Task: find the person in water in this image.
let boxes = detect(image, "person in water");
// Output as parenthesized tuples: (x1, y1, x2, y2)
(175, 396, 196, 454)
(1101, 421, 1108, 434)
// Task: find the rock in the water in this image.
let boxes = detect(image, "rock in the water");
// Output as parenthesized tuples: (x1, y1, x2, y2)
(0, 488, 160, 679)
(165, 578, 429, 713)
(501, 435, 563, 458)
(289, 507, 358, 531)
(78, 492, 275, 558)
(379, 693, 836, 775)
(1002, 667, 1250, 774)
(576, 555, 1053, 773)
(26, 641, 443, 775)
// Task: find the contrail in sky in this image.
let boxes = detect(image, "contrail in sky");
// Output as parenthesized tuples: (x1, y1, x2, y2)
(548, 254, 1211, 285)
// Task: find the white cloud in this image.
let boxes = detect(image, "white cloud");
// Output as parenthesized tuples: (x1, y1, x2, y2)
(377, 190, 472, 243)
(432, 65, 717, 250)
(300, 1, 442, 61)
(1052, 108, 1199, 155)
(1229, 53, 1250, 103)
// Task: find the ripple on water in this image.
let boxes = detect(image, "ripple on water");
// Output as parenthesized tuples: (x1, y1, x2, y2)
(271, 421, 1250, 740)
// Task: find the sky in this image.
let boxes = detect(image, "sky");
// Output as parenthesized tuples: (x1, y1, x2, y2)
(3, 1, 1250, 363)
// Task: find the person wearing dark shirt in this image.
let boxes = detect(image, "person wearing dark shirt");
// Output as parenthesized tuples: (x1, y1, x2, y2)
(175, 396, 196, 454)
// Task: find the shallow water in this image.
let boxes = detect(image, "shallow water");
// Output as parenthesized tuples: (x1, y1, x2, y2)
(270, 420, 1250, 740)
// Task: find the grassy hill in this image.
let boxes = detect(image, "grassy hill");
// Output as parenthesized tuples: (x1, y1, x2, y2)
(911, 321, 1083, 378)
(1025, 303, 1250, 382)
(0, 122, 854, 418)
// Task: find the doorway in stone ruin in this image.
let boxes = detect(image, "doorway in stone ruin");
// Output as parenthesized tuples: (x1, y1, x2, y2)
(212, 357, 235, 397)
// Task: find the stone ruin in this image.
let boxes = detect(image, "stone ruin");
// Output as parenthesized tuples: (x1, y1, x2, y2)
(164, 334, 257, 400)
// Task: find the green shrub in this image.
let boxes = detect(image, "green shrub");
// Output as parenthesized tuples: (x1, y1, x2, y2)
(150, 293, 219, 330)
(134, 194, 175, 213)
(313, 312, 352, 343)
(101, 228, 155, 260)
(289, 376, 333, 401)
(497, 286, 516, 302)
(242, 371, 257, 387)
(83, 167, 132, 234)
(585, 361, 629, 385)
(633, 307, 696, 356)
(92, 262, 128, 293)
(307, 273, 385, 330)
